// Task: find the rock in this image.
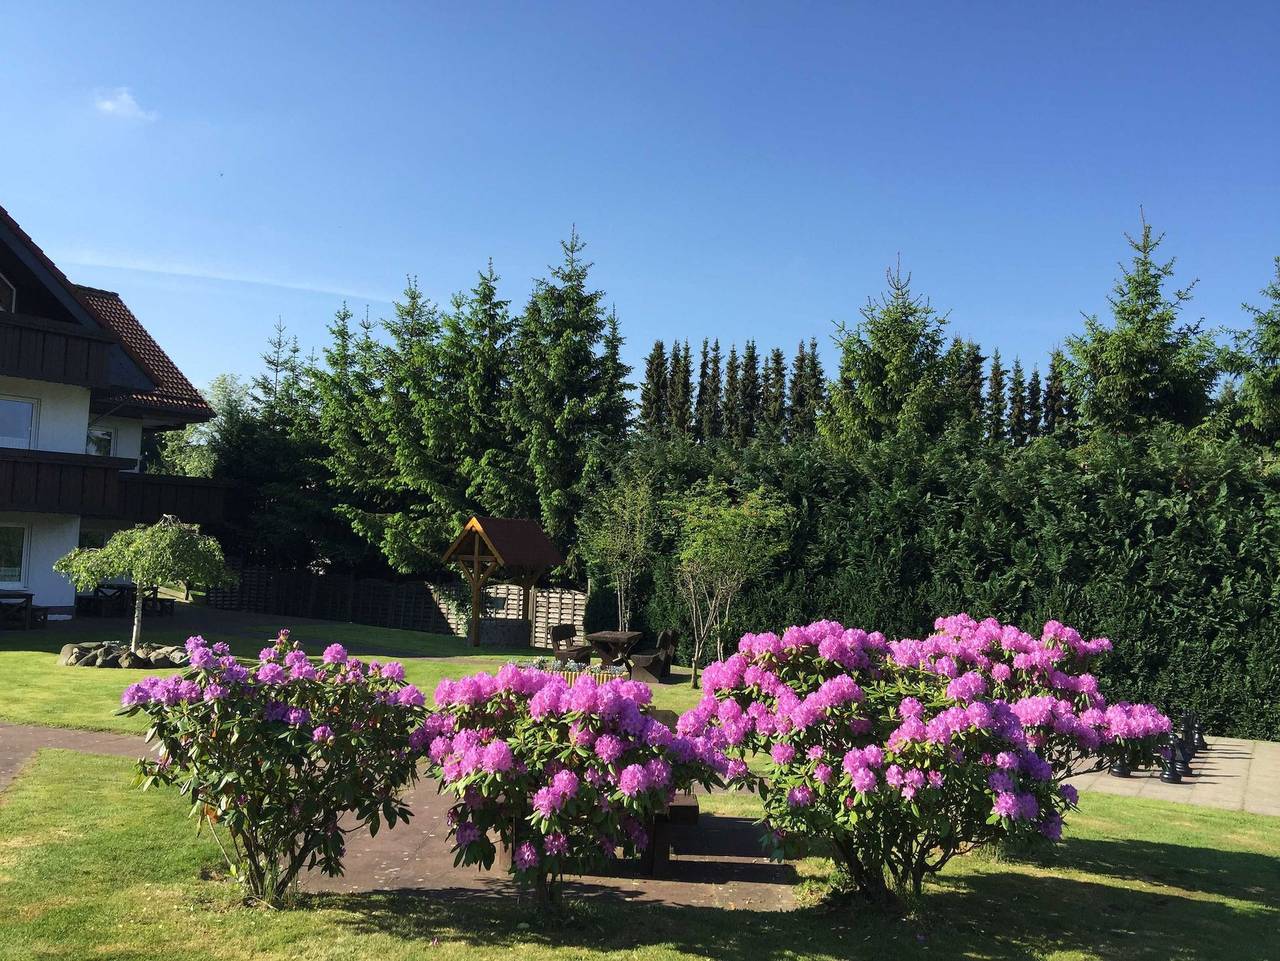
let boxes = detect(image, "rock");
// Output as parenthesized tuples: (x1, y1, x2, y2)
(78, 649, 102, 667)
(118, 650, 145, 669)
(148, 650, 173, 666)
(98, 651, 120, 668)
(57, 644, 80, 666)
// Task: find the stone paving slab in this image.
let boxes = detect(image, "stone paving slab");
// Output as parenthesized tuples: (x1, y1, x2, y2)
(1068, 737, 1280, 817)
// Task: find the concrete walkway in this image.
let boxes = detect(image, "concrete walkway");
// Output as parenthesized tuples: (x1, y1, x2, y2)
(1067, 736, 1280, 817)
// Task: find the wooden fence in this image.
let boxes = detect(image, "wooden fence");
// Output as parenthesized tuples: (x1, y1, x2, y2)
(207, 568, 586, 648)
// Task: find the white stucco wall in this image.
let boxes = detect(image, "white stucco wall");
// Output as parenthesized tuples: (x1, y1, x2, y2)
(0, 375, 92, 454)
(0, 511, 80, 612)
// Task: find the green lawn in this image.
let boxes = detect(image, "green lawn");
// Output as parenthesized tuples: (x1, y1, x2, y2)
(0, 606, 703, 733)
(0, 750, 1276, 961)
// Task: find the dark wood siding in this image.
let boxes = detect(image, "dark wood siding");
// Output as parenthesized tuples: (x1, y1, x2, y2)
(0, 313, 115, 388)
(0, 449, 131, 515)
(119, 473, 231, 526)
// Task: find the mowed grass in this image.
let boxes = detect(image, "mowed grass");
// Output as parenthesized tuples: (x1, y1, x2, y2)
(0, 750, 1277, 961)
(0, 606, 703, 734)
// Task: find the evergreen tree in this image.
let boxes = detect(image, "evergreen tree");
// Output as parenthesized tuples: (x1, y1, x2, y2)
(1066, 216, 1221, 432)
(702, 339, 724, 441)
(511, 230, 614, 573)
(693, 339, 712, 440)
(436, 263, 535, 521)
(1026, 366, 1044, 439)
(667, 340, 693, 436)
(1043, 349, 1067, 435)
(805, 336, 826, 424)
(639, 340, 668, 435)
(788, 340, 810, 436)
(986, 349, 1007, 442)
(1239, 257, 1280, 444)
(824, 265, 947, 445)
(737, 340, 762, 444)
(723, 346, 742, 442)
(761, 347, 788, 439)
(1008, 358, 1028, 446)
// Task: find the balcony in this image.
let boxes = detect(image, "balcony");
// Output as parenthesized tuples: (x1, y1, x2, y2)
(0, 448, 232, 526)
(0, 312, 117, 389)
(0, 448, 133, 515)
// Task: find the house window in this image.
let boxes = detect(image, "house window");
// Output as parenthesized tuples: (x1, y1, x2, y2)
(0, 524, 26, 585)
(0, 395, 37, 449)
(86, 426, 115, 457)
(78, 528, 109, 550)
(0, 273, 13, 312)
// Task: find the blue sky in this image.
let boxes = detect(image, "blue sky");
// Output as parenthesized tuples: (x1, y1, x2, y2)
(2, 3, 1277, 390)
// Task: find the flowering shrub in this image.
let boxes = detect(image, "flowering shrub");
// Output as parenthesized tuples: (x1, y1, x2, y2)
(679, 615, 1169, 909)
(421, 664, 726, 905)
(121, 631, 427, 904)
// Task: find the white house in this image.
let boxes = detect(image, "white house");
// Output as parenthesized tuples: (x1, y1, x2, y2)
(0, 202, 228, 618)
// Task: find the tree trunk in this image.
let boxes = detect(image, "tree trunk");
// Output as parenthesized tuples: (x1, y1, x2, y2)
(130, 586, 145, 653)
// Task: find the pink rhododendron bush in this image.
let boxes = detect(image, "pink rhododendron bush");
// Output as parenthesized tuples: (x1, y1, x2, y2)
(120, 631, 427, 905)
(422, 665, 726, 905)
(678, 615, 1170, 910)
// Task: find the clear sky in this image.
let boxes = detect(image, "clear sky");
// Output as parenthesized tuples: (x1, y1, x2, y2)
(2, 3, 1277, 390)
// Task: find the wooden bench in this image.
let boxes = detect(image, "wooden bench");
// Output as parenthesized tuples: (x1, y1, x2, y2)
(549, 623, 593, 666)
(641, 793, 700, 876)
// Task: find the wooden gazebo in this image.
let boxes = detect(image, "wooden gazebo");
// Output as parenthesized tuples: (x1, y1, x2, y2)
(441, 516, 563, 647)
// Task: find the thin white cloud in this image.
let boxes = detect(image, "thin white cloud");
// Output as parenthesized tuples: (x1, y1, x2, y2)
(94, 87, 158, 123)
(61, 248, 395, 303)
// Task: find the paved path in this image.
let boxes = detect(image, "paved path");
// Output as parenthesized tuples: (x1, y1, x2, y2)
(3, 723, 1276, 910)
(1067, 736, 1280, 817)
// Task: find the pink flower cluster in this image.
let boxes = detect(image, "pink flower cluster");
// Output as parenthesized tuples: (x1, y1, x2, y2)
(681, 615, 1170, 855)
(424, 665, 723, 882)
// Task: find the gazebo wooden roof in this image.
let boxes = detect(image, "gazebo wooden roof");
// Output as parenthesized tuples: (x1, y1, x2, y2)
(442, 516, 563, 646)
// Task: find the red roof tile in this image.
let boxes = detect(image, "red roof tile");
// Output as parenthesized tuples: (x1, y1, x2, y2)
(76, 285, 213, 421)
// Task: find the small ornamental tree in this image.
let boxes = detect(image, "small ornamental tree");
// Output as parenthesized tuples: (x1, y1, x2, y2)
(581, 473, 659, 631)
(421, 666, 726, 907)
(55, 515, 232, 652)
(679, 615, 1169, 911)
(670, 481, 791, 685)
(120, 631, 427, 905)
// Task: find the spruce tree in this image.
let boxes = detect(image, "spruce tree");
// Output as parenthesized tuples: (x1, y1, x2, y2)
(703, 339, 724, 441)
(1008, 359, 1027, 446)
(1026, 366, 1044, 440)
(639, 340, 668, 435)
(511, 230, 613, 573)
(1043, 349, 1067, 435)
(761, 347, 788, 440)
(824, 265, 947, 445)
(986, 349, 1007, 442)
(788, 340, 810, 435)
(1066, 216, 1220, 432)
(595, 309, 633, 441)
(738, 340, 762, 444)
(806, 336, 826, 425)
(693, 339, 712, 440)
(723, 346, 742, 442)
(1239, 257, 1280, 444)
(667, 340, 693, 436)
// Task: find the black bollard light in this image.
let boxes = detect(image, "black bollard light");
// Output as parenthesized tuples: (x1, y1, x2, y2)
(1159, 734, 1182, 784)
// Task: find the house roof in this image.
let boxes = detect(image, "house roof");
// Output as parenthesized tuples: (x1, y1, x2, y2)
(75, 285, 214, 422)
(0, 201, 212, 425)
(442, 516, 563, 573)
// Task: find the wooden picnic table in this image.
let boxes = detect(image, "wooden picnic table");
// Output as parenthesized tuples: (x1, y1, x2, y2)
(0, 590, 35, 630)
(585, 630, 643, 669)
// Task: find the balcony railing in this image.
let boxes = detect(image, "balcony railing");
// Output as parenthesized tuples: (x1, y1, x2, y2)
(0, 312, 117, 388)
(0, 448, 134, 515)
(0, 448, 232, 526)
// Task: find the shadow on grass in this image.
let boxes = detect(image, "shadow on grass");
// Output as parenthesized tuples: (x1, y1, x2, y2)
(322, 837, 1279, 961)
